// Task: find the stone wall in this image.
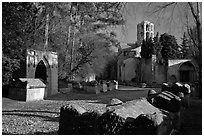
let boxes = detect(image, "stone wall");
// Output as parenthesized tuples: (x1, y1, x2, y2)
(155, 65, 166, 84)
(141, 58, 166, 85)
(119, 58, 140, 82)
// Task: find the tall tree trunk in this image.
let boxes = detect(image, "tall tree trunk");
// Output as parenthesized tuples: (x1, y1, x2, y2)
(188, 2, 202, 99)
(44, 13, 49, 51)
(70, 26, 75, 80)
(196, 3, 202, 99)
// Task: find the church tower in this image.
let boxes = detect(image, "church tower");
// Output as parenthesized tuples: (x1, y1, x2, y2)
(137, 21, 154, 45)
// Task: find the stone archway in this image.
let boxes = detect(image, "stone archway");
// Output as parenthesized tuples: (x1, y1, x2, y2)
(179, 61, 196, 83)
(26, 49, 58, 97)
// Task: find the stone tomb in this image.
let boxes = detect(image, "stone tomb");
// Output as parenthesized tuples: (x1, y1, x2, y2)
(9, 78, 46, 101)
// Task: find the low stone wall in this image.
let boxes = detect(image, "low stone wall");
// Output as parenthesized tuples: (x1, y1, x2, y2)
(58, 98, 176, 135)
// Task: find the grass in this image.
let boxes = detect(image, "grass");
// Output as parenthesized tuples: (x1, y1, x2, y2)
(2, 86, 202, 135)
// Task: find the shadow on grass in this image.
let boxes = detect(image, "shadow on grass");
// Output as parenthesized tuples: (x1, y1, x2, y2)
(3, 110, 59, 114)
(2, 110, 60, 122)
(29, 131, 58, 135)
(2, 131, 58, 135)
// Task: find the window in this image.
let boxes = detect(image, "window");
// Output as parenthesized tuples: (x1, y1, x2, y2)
(150, 25, 153, 31)
(146, 24, 149, 31)
(146, 32, 149, 39)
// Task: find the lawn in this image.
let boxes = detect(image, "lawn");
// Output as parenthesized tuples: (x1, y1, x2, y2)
(2, 86, 202, 135)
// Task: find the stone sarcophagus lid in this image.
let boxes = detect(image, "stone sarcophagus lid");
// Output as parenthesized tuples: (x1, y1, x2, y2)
(9, 78, 46, 101)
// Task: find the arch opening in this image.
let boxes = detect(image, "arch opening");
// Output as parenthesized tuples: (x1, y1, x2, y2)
(35, 60, 47, 84)
(179, 61, 196, 83)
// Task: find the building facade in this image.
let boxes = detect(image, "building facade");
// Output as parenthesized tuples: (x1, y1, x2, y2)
(117, 21, 198, 86)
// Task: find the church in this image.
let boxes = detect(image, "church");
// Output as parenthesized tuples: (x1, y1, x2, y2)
(117, 21, 199, 86)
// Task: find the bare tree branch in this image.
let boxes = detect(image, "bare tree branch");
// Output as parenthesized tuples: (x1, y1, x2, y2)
(149, 2, 175, 16)
(188, 2, 198, 22)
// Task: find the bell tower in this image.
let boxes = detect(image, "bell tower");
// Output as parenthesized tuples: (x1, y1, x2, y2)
(137, 21, 154, 45)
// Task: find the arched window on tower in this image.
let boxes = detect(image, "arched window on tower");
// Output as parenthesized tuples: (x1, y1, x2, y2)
(150, 25, 153, 31)
(150, 33, 153, 39)
(146, 24, 149, 31)
(146, 32, 149, 40)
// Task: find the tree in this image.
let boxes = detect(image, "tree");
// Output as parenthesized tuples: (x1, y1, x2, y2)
(180, 32, 193, 59)
(2, 2, 37, 85)
(141, 38, 154, 59)
(34, 2, 125, 80)
(2, 2, 125, 83)
(160, 33, 181, 62)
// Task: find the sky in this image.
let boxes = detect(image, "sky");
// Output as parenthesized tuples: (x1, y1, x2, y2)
(112, 2, 198, 45)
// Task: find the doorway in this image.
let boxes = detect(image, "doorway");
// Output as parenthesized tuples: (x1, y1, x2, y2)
(179, 61, 196, 83)
(35, 60, 47, 83)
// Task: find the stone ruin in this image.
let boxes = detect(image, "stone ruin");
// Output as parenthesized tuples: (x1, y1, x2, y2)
(58, 98, 180, 135)
(9, 49, 58, 101)
(58, 82, 191, 135)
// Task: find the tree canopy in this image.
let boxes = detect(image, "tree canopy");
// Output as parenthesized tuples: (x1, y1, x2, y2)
(160, 33, 181, 61)
(2, 2, 37, 85)
(2, 2, 125, 84)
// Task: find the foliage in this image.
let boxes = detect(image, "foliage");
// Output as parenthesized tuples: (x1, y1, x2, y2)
(160, 33, 181, 62)
(186, 26, 200, 59)
(180, 32, 195, 59)
(141, 38, 154, 59)
(2, 2, 124, 84)
(2, 2, 37, 85)
(33, 2, 125, 80)
(2, 55, 21, 85)
(101, 54, 118, 80)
